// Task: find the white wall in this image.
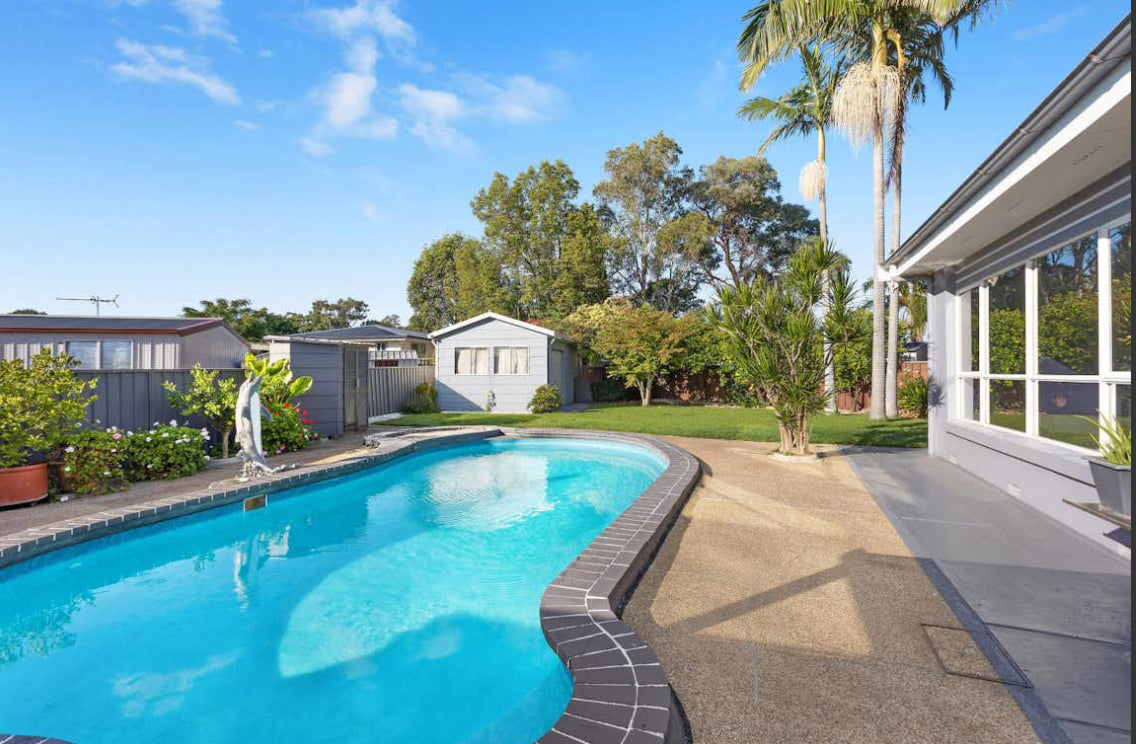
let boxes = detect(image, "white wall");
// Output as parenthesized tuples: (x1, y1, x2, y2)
(434, 318, 551, 413)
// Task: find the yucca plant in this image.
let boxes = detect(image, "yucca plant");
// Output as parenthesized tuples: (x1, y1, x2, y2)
(1091, 416, 1132, 467)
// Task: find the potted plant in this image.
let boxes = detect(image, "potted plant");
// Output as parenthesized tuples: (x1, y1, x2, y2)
(1087, 416, 1131, 516)
(0, 350, 96, 506)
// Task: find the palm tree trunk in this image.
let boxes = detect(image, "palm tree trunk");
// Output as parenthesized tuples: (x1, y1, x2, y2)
(818, 127, 837, 414)
(885, 151, 903, 419)
(869, 116, 887, 420)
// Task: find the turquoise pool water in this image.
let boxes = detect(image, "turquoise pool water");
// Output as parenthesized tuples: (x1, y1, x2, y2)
(0, 438, 666, 744)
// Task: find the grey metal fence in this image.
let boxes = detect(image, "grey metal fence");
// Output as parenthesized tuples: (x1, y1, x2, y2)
(368, 366, 435, 417)
(75, 369, 243, 432)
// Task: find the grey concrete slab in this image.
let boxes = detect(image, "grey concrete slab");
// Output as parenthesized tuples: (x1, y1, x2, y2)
(848, 449, 1131, 744)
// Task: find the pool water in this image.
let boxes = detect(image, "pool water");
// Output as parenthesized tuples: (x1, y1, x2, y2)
(0, 438, 666, 744)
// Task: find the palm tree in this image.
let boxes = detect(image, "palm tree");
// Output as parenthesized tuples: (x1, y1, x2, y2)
(738, 0, 997, 419)
(738, 45, 843, 411)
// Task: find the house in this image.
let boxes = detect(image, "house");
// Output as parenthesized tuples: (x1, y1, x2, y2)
(0, 314, 249, 369)
(429, 312, 578, 413)
(280, 325, 433, 367)
(889, 16, 1131, 551)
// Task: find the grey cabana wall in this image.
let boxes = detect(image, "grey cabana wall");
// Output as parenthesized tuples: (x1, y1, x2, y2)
(268, 338, 369, 437)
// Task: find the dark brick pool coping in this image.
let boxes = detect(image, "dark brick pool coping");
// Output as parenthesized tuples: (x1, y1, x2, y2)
(0, 427, 701, 744)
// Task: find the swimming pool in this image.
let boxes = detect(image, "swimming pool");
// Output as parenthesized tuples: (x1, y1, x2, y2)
(0, 437, 668, 744)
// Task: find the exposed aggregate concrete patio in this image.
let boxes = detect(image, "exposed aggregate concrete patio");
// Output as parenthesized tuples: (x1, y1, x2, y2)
(624, 436, 1043, 744)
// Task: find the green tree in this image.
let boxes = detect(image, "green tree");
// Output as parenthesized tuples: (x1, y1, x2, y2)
(471, 160, 610, 321)
(9, 308, 45, 315)
(711, 240, 859, 455)
(688, 155, 819, 287)
(594, 132, 707, 314)
(406, 234, 511, 331)
(299, 298, 370, 331)
(563, 298, 696, 406)
(182, 298, 298, 341)
(164, 366, 239, 458)
(366, 314, 404, 329)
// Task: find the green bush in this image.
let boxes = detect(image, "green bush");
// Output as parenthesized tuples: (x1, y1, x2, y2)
(591, 377, 634, 403)
(898, 376, 930, 419)
(262, 403, 319, 456)
(123, 423, 208, 480)
(528, 384, 562, 413)
(0, 350, 96, 468)
(403, 380, 441, 414)
(57, 429, 128, 495)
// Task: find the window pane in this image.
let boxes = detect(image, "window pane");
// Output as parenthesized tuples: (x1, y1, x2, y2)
(1117, 384, 1132, 435)
(961, 289, 980, 372)
(65, 341, 97, 369)
(988, 266, 1025, 374)
(1111, 222, 1131, 372)
(494, 347, 529, 375)
(100, 340, 132, 370)
(474, 348, 488, 374)
(960, 378, 980, 421)
(1038, 234, 1097, 375)
(455, 347, 486, 374)
(990, 380, 1026, 433)
(1038, 381, 1098, 448)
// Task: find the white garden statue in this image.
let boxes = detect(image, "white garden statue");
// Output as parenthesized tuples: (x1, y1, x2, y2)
(235, 374, 279, 479)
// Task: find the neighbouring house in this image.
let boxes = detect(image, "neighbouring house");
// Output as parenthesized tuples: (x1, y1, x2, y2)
(264, 336, 370, 437)
(430, 312, 578, 413)
(890, 16, 1131, 553)
(0, 314, 249, 369)
(280, 325, 433, 367)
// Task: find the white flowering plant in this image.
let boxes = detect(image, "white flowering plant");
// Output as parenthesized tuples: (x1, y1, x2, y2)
(56, 429, 127, 495)
(122, 423, 208, 481)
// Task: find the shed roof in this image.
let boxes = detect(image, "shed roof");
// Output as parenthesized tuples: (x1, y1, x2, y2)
(0, 314, 240, 337)
(428, 312, 571, 342)
(283, 324, 429, 342)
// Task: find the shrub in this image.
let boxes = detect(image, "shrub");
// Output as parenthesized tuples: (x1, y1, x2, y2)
(591, 377, 635, 403)
(898, 376, 930, 419)
(57, 429, 128, 495)
(124, 422, 209, 480)
(528, 384, 562, 413)
(164, 366, 238, 458)
(0, 350, 96, 468)
(403, 381, 440, 414)
(262, 403, 319, 456)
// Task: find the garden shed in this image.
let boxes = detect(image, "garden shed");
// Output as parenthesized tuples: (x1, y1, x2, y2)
(265, 336, 369, 437)
(429, 313, 578, 413)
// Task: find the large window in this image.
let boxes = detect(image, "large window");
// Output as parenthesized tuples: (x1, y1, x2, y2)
(100, 340, 133, 370)
(65, 341, 97, 369)
(453, 347, 488, 375)
(493, 347, 530, 375)
(957, 217, 1132, 451)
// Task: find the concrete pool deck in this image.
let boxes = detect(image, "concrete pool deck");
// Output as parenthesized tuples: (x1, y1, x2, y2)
(624, 436, 1045, 744)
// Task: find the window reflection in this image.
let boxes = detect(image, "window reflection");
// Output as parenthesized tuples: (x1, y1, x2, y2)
(1111, 223, 1131, 372)
(1038, 234, 1097, 375)
(990, 380, 1026, 432)
(1038, 381, 1098, 448)
(988, 266, 1026, 374)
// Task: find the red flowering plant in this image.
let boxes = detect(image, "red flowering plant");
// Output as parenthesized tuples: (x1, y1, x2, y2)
(262, 402, 319, 455)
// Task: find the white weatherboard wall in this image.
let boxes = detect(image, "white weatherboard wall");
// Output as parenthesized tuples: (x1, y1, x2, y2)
(435, 317, 557, 413)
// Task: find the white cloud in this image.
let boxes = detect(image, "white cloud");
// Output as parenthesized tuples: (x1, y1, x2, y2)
(233, 119, 259, 131)
(258, 49, 274, 59)
(173, 0, 237, 44)
(299, 136, 335, 157)
(361, 200, 381, 221)
(453, 73, 562, 123)
(304, 28, 398, 153)
(110, 38, 239, 105)
(308, 0, 415, 46)
(398, 83, 463, 121)
(1014, 6, 1086, 41)
(545, 49, 589, 72)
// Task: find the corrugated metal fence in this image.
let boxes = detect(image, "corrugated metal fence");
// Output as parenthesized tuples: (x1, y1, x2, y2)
(369, 366, 435, 417)
(75, 369, 243, 432)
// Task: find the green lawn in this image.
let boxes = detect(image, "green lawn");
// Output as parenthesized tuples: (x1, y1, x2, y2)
(391, 403, 928, 448)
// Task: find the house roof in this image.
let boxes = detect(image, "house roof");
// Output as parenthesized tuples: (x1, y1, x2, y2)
(428, 312, 571, 342)
(283, 324, 429, 342)
(891, 14, 1132, 276)
(0, 314, 242, 338)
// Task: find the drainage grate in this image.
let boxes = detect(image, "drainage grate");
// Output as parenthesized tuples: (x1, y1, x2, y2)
(922, 624, 1031, 686)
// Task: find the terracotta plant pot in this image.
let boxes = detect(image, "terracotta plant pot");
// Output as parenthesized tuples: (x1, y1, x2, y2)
(0, 462, 50, 507)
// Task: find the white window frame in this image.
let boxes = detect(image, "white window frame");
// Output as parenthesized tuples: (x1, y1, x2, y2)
(492, 346, 531, 376)
(954, 213, 1132, 454)
(453, 346, 488, 375)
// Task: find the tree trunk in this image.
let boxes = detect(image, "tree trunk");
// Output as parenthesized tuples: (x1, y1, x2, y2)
(640, 376, 654, 406)
(886, 282, 900, 418)
(869, 118, 887, 420)
(221, 425, 232, 459)
(819, 128, 837, 415)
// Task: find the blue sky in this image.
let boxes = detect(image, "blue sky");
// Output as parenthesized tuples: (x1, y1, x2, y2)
(1, 0, 1129, 321)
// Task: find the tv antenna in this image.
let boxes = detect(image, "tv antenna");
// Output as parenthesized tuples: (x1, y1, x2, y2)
(56, 295, 120, 316)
